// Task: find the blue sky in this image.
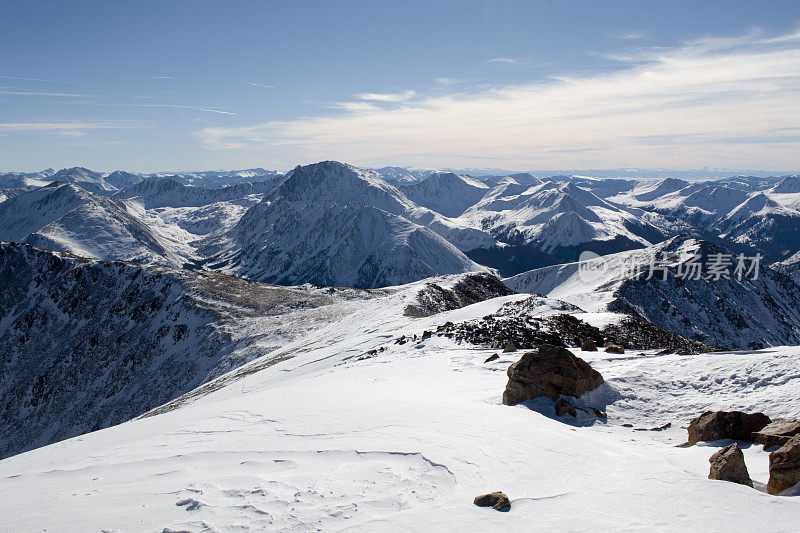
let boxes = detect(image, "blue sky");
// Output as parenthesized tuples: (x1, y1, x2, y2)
(1, 0, 800, 172)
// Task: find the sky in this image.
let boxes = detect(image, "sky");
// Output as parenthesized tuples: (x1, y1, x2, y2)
(1, 0, 800, 173)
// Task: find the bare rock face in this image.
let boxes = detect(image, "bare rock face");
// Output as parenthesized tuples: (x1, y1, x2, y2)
(708, 443, 753, 487)
(687, 411, 772, 446)
(473, 491, 511, 511)
(502, 344, 604, 405)
(581, 338, 598, 351)
(768, 434, 800, 495)
(605, 343, 625, 354)
(754, 419, 800, 449)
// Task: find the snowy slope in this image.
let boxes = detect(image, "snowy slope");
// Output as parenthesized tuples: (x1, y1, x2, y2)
(506, 237, 800, 349)
(0, 242, 384, 459)
(1, 283, 799, 530)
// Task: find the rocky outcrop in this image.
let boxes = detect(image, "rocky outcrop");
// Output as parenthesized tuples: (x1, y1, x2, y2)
(768, 434, 800, 495)
(754, 419, 800, 449)
(502, 340, 517, 352)
(405, 273, 515, 317)
(708, 443, 753, 487)
(581, 338, 597, 351)
(686, 411, 771, 446)
(435, 308, 710, 354)
(473, 491, 511, 511)
(605, 343, 625, 354)
(502, 345, 604, 405)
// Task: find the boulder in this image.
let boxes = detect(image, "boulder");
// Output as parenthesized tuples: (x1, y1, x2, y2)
(768, 434, 800, 495)
(708, 443, 753, 487)
(686, 411, 771, 446)
(754, 419, 800, 449)
(605, 343, 625, 354)
(484, 353, 499, 363)
(555, 398, 578, 417)
(502, 344, 604, 405)
(473, 491, 510, 511)
(502, 340, 517, 353)
(581, 338, 598, 351)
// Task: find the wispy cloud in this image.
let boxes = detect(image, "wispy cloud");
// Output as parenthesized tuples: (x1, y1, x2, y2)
(197, 28, 800, 170)
(0, 121, 144, 136)
(487, 57, 521, 64)
(614, 30, 649, 41)
(248, 82, 274, 88)
(147, 76, 176, 80)
(356, 90, 416, 102)
(0, 89, 87, 97)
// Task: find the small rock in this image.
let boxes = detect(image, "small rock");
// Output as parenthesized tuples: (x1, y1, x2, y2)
(622, 423, 634, 428)
(768, 434, 800, 495)
(502, 340, 517, 353)
(473, 491, 510, 511)
(502, 344, 604, 405)
(555, 398, 578, 417)
(709, 443, 753, 487)
(581, 338, 598, 351)
(754, 419, 800, 449)
(591, 407, 607, 419)
(484, 353, 499, 363)
(604, 343, 625, 354)
(686, 411, 771, 446)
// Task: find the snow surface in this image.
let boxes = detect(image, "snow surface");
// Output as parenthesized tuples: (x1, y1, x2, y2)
(1, 290, 799, 531)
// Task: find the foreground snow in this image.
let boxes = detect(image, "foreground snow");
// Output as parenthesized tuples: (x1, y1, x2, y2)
(1, 293, 799, 531)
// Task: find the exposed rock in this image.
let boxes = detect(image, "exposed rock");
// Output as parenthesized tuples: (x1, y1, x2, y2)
(555, 398, 578, 417)
(605, 343, 625, 354)
(484, 353, 499, 363)
(686, 411, 771, 446)
(502, 344, 604, 405)
(502, 340, 517, 353)
(635, 423, 671, 432)
(581, 338, 598, 351)
(405, 273, 516, 317)
(754, 419, 800, 449)
(708, 443, 753, 487)
(768, 434, 800, 495)
(435, 305, 711, 355)
(473, 491, 511, 511)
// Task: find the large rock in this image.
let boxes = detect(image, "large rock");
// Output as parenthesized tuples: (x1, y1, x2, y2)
(502, 344, 604, 405)
(708, 443, 753, 487)
(604, 343, 624, 354)
(768, 434, 800, 495)
(754, 419, 800, 449)
(686, 411, 771, 446)
(473, 491, 511, 511)
(581, 338, 598, 351)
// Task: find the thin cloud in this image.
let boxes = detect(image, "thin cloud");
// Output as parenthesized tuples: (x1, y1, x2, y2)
(147, 76, 176, 80)
(0, 121, 144, 136)
(0, 89, 87, 97)
(487, 57, 521, 64)
(248, 82, 275, 88)
(614, 30, 649, 41)
(197, 28, 800, 170)
(356, 90, 416, 102)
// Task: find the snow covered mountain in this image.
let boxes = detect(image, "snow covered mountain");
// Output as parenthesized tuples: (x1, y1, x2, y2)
(202, 161, 489, 288)
(0, 182, 180, 266)
(506, 237, 800, 349)
(460, 180, 671, 275)
(398, 171, 490, 217)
